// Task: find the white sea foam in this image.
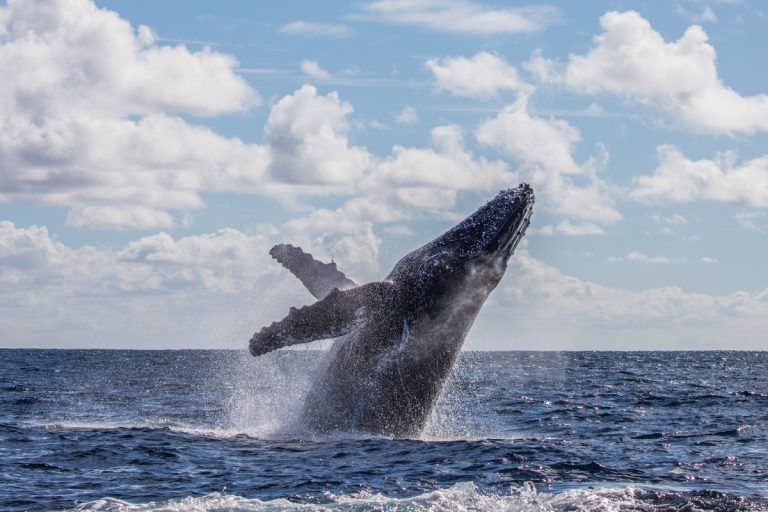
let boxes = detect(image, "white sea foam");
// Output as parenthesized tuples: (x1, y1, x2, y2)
(72, 481, 762, 512)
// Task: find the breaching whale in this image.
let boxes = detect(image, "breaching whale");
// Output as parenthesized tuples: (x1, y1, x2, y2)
(249, 183, 534, 437)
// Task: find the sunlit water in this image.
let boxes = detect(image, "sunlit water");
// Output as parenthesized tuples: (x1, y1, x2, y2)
(1, 350, 766, 511)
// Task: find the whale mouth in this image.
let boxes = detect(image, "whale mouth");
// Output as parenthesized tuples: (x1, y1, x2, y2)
(487, 184, 534, 261)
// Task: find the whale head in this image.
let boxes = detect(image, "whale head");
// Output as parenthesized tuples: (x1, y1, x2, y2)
(385, 183, 533, 355)
(428, 183, 534, 271)
(389, 183, 534, 294)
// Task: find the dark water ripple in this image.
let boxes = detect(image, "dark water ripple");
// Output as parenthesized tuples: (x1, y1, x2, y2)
(0, 350, 766, 511)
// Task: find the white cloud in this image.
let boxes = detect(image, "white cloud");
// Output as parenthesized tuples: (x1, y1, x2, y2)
(0, 0, 256, 118)
(0, 220, 82, 283)
(476, 94, 621, 227)
(265, 85, 371, 186)
(535, 220, 606, 236)
(283, 214, 383, 281)
(626, 251, 686, 264)
(677, 4, 718, 23)
(524, 49, 561, 83)
(474, 250, 768, 349)
(300, 60, 331, 80)
(369, 120, 389, 130)
(356, 0, 560, 35)
(0, 3, 369, 230)
(699, 256, 719, 264)
(117, 228, 277, 293)
(279, 125, 516, 278)
(476, 94, 581, 173)
(2, 220, 766, 349)
(394, 106, 418, 125)
(370, 125, 514, 211)
(280, 21, 353, 37)
(67, 205, 176, 230)
(561, 11, 768, 134)
(631, 145, 768, 207)
(0, 0, 270, 229)
(652, 213, 689, 225)
(734, 211, 766, 231)
(426, 52, 530, 99)
(384, 225, 415, 236)
(0, 219, 307, 347)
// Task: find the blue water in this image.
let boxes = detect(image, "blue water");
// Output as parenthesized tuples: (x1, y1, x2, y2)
(1, 350, 766, 511)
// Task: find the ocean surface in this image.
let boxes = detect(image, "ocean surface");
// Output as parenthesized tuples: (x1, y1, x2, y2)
(1, 350, 766, 511)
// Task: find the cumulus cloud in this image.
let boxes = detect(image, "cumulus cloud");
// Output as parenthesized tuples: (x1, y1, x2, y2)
(0, 0, 256, 118)
(426, 52, 531, 99)
(370, 125, 514, 212)
(279, 124, 516, 278)
(117, 228, 278, 292)
(561, 11, 768, 134)
(300, 60, 331, 79)
(631, 145, 768, 207)
(524, 48, 562, 83)
(504, 251, 764, 322)
(265, 85, 371, 187)
(394, 106, 418, 125)
(476, 94, 621, 227)
(0, 220, 310, 347)
(280, 21, 353, 37)
(2, 220, 765, 349)
(0, 0, 374, 227)
(0, 220, 278, 295)
(0, 0, 271, 229)
(283, 214, 383, 281)
(356, 0, 560, 35)
(0, 221, 84, 285)
(470, 250, 768, 349)
(476, 94, 581, 173)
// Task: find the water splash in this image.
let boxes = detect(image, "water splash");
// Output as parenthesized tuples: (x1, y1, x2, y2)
(212, 347, 503, 441)
(217, 348, 332, 439)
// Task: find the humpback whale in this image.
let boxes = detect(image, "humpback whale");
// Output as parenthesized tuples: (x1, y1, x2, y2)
(250, 183, 534, 437)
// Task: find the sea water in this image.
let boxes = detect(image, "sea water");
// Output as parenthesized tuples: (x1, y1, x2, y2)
(1, 350, 766, 511)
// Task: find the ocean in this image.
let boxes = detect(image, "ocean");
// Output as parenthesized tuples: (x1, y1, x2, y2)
(1, 350, 766, 511)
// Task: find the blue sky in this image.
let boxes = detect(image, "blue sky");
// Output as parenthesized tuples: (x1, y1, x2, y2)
(1, 0, 766, 349)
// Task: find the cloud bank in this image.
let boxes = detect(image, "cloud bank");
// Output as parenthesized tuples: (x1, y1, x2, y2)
(3, 221, 765, 349)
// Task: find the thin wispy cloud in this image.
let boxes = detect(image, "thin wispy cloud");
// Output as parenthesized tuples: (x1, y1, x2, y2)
(280, 20, 354, 37)
(353, 0, 561, 35)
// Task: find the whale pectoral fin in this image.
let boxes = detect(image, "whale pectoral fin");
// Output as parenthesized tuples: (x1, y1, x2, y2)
(270, 244, 357, 300)
(249, 282, 391, 357)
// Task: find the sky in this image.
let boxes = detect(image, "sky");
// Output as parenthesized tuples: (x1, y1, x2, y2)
(1, 0, 767, 350)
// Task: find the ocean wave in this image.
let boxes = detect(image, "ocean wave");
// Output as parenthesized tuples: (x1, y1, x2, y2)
(69, 482, 768, 512)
